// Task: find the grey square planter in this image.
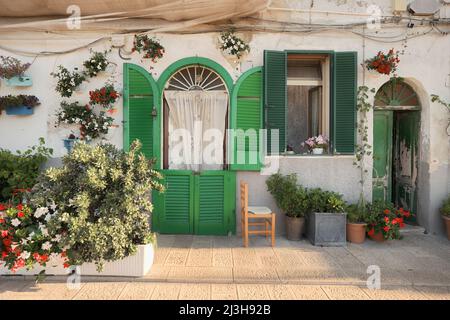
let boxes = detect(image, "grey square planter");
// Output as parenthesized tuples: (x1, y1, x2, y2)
(306, 212, 347, 247)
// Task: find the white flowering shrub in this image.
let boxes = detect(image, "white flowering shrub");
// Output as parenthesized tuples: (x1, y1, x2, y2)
(83, 50, 110, 78)
(30, 141, 164, 271)
(50, 66, 86, 98)
(219, 30, 250, 58)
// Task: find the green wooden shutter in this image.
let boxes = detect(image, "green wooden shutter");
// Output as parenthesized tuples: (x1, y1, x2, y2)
(153, 170, 194, 234)
(123, 63, 158, 158)
(264, 50, 287, 154)
(195, 171, 236, 235)
(333, 52, 357, 154)
(231, 67, 263, 170)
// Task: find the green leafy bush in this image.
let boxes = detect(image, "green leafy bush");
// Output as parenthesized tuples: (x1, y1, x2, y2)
(346, 204, 368, 223)
(0, 138, 53, 201)
(308, 188, 346, 213)
(440, 196, 450, 217)
(30, 141, 164, 270)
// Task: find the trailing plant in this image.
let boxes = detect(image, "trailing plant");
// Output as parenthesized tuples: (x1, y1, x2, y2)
(219, 30, 250, 58)
(266, 173, 309, 218)
(30, 141, 165, 271)
(50, 66, 86, 98)
(55, 101, 114, 141)
(366, 201, 409, 240)
(0, 203, 69, 273)
(0, 95, 40, 114)
(132, 34, 165, 62)
(89, 84, 120, 109)
(365, 49, 400, 75)
(0, 138, 53, 202)
(83, 50, 110, 77)
(0, 56, 31, 80)
(440, 195, 450, 217)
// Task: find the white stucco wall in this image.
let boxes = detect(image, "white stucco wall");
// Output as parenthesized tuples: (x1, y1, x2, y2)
(0, 0, 449, 236)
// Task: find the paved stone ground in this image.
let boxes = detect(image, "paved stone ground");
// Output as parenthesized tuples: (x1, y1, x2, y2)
(1, 228, 449, 300)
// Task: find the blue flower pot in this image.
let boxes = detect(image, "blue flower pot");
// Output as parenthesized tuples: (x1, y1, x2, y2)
(63, 138, 77, 153)
(5, 75, 32, 87)
(5, 105, 34, 115)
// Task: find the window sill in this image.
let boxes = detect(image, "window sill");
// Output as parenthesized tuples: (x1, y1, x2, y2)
(265, 154, 355, 159)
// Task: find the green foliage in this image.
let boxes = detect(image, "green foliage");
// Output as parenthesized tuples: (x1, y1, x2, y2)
(30, 140, 164, 271)
(365, 200, 409, 240)
(0, 94, 40, 114)
(308, 188, 346, 213)
(439, 195, 450, 217)
(346, 203, 368, 223)
(50, 66, 86, 98)
(0, 138, 53, 201)
(83, 50, 110, 78)
(0, 56, 30, 80)
(431, 94, 450, 111)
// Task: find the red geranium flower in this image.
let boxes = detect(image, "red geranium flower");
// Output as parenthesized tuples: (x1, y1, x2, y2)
(383, 209, 390, 215)
(0, 204, 6, 211)
(63, 262, 70, 268)
(1, 251, 8, 259)
(384, 217, 390, 224)
(1, 230, 8, 238)
(16, 204, 23, 211)
(17, 211, 24, 218)
(404, 211, 411, 218)
(368, 228, 375, 236)
(383, 226, 390, 232)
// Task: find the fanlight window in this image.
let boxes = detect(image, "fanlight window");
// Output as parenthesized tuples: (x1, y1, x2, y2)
(375, 79, 420, 107)
(165, 65, 226, 92)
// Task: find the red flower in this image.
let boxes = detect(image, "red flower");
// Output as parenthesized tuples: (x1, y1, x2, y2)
(16, 204, 23, 211)
(383, 226, 390, 232)
(392, 218, 398, 225)
(61, 251, 67, 258)
(63, 262, 70, 268)
(0, 204, 6, 211)
(403, 211, 411, 218)
(33, 252, 40, 261)
(17, 211, 24, 218)
(0, 219, 4, 224)
(40, 254, 49, 263)
(383, 209, 390, 215)
(2, 238, 11, 247)
(1, 230, 8, 238)
(384, 217, 390, 224)
(1, 251, 8, 259)
(368, 228, 375, 236)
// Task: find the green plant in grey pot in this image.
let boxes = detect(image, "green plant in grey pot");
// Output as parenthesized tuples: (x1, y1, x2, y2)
(266, 173, 308, 240)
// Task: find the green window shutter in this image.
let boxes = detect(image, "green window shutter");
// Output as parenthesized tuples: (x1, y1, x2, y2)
(231, 67, 263, 171)
(123, 63, 158, 158)
(264, 50, 287, 154)
(333, 52, 357, 154)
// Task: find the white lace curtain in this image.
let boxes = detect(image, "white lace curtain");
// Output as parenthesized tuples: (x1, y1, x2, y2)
(165, 91, 228, 171)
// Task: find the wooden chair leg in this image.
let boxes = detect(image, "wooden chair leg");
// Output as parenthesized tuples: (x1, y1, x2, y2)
(271, 213, 276, 247)
(265, 220, 268, 240)
(244, 218, 249, 248)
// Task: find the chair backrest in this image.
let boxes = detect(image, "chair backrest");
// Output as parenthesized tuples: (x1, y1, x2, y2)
(240, 181, 248, 217)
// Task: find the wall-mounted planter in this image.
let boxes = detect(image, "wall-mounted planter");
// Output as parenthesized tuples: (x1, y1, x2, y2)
(63, 138, 78, 153)
(0, 244, 154, 277)
(306, 212, 347, 247)
(5, 75, 32, 87)
(5, 105, 34, 115)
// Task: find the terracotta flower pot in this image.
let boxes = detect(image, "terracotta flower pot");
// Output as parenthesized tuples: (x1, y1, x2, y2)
(369, 231, 385, 243)
(442, 216, 450, 241)
(286, 216, 305, 241)
(346, 223, 367, 244)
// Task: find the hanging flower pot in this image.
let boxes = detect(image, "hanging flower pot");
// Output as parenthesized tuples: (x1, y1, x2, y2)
(0, 56, 32, 87)
(5, 75, 33, 87)
(5, 105, 34, 115)
(132, 35, 165, 63)
(63, 135, 78, 153)
(364, 49, 400, 76)
(0, 94, 40, 116)
(82, 50, 110, 78)
(218, 30, 250, 66)
(312, 148, 324, 155)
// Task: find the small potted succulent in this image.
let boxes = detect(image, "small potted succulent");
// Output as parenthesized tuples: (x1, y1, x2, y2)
(0, 94, 40, 115)
(0, 56, 32, 86)
(366, 201, 409, 242)
(132, 35, 165, 62)
(51, 66, 86, 98)
(302, 135, 329, 155)
(346, 204, 368, 244)
(266, 173, 308, 241)
(439, 196, 450, 241)
(63, 133, 78, 153)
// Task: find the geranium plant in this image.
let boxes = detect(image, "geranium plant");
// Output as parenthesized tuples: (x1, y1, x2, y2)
(55, 101, 114, 141)
(365, 49, 400, 75)
(219, 30, 250, 59)
(89, 84, 120, 110)
(0, 203, 69, 273)
(83, 50, 110, 77)
(132, 34, 165, 62)
(30, 141, 164, 271)
(301, 135, 329, 151)
(0, 56, 31, 80)
(50, 66, 86, 98)
(366, 201, 410, 240)
(0, 95, 40, 114)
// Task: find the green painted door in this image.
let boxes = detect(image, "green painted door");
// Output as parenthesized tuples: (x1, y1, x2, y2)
(393, 111, 419, 221)
(372, 110, 393, 203)
(153, 170, 236, 235)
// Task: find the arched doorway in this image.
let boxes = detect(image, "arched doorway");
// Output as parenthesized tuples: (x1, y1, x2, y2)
(372, 78, 421, 222)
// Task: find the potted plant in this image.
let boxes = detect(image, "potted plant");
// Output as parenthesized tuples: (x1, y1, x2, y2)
(365, 49, 400, 76)
(218, 30, 250, 61)
(266, 173, 308, 240)
(439, 196, 450, 240)
(0, 56, 32, 86)
(306, 188, 347, 246)
(366, 201, 409, 242)
(0, 94, 40, 115)
(89, 84, 120, 113)
(132, 34, 165, 62)
(302, 135, 329, 155)
(62, 133, 78, 153)
(83, 50, 110, 77)
(50, 66, 86, 98)
(346, 204, 368, 244)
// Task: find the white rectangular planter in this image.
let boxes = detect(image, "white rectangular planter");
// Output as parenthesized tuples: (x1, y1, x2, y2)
(0, 244, 154, 277)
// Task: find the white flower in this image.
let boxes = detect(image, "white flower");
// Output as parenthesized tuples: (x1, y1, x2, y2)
(97, 65, 102, 70)
(21, 238, 28, 245)
(67, 89, 71, 92)
(20, 251, 30, 260)
(53, 234, 62, 242)
(11, 218, 21, 227)
(41, 227, 49, 237)
(44, 214, 52, 222)
(50, 203, 57, 211)
(34, 207, 49, 218)
(27, 231, 35, 240)
(42, 241, 52, 251)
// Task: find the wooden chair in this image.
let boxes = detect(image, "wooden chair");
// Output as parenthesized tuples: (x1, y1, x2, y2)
(240, 181, 276, 247)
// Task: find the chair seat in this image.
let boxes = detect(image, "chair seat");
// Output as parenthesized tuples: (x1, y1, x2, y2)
(248, 206, 273, 214)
